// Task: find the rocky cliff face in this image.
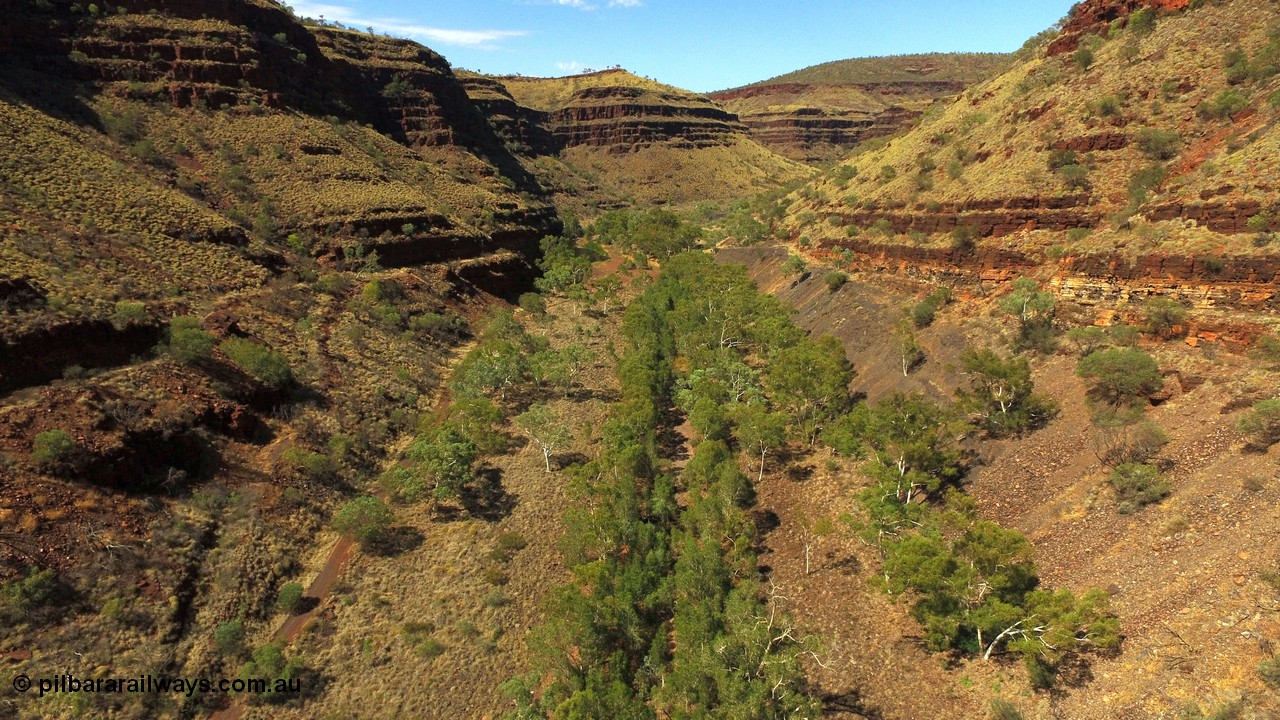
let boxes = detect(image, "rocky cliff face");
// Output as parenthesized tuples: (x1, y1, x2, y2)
(546, 86, 748, 152)
(0, 0, 559, 369)
(711, 55, 1008, 163)
(1047, 0, 1190, 56)
(469, 69, 809, 205)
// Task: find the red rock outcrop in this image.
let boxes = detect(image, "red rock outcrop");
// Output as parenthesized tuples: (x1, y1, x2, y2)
(1048, 0, 1191, 56)
(829, 195, 1100, 238)
(546, 86, 748, 152)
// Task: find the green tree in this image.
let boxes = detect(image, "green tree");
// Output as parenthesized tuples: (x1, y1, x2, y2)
(1237, 398, 1280, 448)
(1076, 348, 1162, 407)
(956, 349, 1058, 437)
(536, 235, 592, 295)
(782, 253, 807, 275)
(446, 395, 506, 454)
(863, 393, 965, 506)
(214, 619, 246, 656)
(999, 278, 1056, 352)
(516, 404, 571, 472)
(765, 334, 852, 443)
(591, 274, 624, 314)
(1073, 45, 1094, 71)
(406, 423, 478, 505)
(332, 496, 393, 546)
(450, 339, 528, 401)
(276, 582, 304, 614)
(729, 401, 788, 483)
(1141, 297, 1186, 339)
(895, 319, 925, 376)
(165, 316, 215, 363)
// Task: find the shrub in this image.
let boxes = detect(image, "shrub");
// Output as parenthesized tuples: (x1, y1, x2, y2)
(824, 271, 848, 292)
(990, 699, 1024, 720)
(490, 532, 527, 563)
(783, 254, 807, 275)
(1135, 128, 1181, 160)
(1259, 657, 1280, 690)
(111, 300, 146, 328)
(518, 292, 546, 316)
(332, 496, 392, 546)
(1127, 7, 1155, 35)
(220, 338, 293, 389)
(166, 316, 215, 363)
(1254, 335, 1280, 367)
(1076, 348, 1163, 406)
(1225, 47, 1249, 84)
(281, 447, 336, 481)
(276, 582, 304, 615)
(878, 165, 897, 182)
(214, 619, 245, 656)
(1067, 227, 1092, 243)
(1058, 164, 1091, 190)
(1094, 95, 1122, 116)
(0, 567, 59, 621)
(1237, 398, 1280, 448)
(240, 643, 305, 704)
(1198, 90, 1248, 120)
(1128, 164, 1167, 203)
(951, 225, 979, 253)
(1247, 211, 1271, 233)
(1093, 418, 1168, 465)
(31, 430, 75, 471)
(1141, 298, 1187, 339)
(1073, 46, 1094, 71)
(408, 312, 465, 339)
(1109, 463, 1170, 513)
(1047, 148, 1078, 170)
(911, 301, 937, 328)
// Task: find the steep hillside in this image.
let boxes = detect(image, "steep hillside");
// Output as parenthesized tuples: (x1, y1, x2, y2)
(780, 0, 1280, 296)
(711, 53, 1009, 163)
(717, 246, 1280, 720)
(0, 2, 558, 718)
(466, 69, 811, 208)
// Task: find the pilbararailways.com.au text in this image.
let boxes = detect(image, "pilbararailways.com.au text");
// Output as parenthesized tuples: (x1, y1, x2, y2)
(11, 672, 301, 698)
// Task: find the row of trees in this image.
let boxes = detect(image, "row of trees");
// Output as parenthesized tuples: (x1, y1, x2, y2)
(835, 280, 1123, 685)
(506, 252, 822, 717)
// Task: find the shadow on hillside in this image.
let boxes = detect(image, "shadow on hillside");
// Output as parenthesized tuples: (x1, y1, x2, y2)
(822, 688, 886, 719)
(366, 526, 424, 557)
(0, 62, 101, 131)
(459, 466, 516, 521)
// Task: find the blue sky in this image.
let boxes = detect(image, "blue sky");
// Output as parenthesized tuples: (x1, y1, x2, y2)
(287, 1, 1075, 92)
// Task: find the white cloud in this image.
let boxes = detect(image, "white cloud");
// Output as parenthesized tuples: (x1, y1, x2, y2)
(523, 0, 641, 10)
(556, 61, 585, 72)
(288, 1, 527, 49)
